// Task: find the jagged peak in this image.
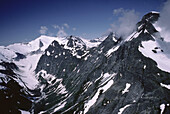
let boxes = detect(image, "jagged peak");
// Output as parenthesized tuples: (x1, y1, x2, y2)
(141, 11, 160, 24)
(125, 11, 160, 42)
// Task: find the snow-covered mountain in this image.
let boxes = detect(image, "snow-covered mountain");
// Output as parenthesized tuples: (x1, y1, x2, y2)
(0, 11, 170, 114)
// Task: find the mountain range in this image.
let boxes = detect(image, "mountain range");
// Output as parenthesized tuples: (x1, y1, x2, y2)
(0, 11, 170, 114)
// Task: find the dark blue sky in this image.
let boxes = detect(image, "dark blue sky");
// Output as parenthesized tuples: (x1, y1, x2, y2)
(0, 0, 166, 45)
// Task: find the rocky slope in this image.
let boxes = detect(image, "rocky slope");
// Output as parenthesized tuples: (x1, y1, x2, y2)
(34, 12, 170, 114)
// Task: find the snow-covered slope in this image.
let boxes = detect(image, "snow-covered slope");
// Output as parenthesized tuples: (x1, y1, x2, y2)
(139, 34, 170, 73)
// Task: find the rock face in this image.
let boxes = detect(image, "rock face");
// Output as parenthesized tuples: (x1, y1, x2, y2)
(34, 12, 170, 114)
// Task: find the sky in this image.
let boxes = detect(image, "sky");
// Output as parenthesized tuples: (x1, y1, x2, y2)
(0, 0, 167, 45)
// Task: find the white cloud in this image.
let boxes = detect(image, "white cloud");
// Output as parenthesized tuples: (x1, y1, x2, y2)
(51, 23, 76, 37)
(39, 26, 48, 34)
(113, 8, 125, 15)
(57, 29, 67, 37)
(157, 0, 170, 42)
(52, 25, 60, 29)
(109, 8, 139, 38)
(72, 27, 76, 31)
(63, 23, 69, 29)
(52, 24, 68, 37)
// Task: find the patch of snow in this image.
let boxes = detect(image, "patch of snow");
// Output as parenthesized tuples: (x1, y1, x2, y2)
(37, 70, 56, 84)
(83, 81, 92, 93)
(144, 29, 149, 33)
(84, 78, 114, 113)
(107, 100, 110, 104)
(126, 31, 142, 41)
(160, 83, 170, 89)
(53, 102, 67, 112)
(112, 37, 117, 42)
(138, 24, 144, 31)
(106, 45, 120, 57)
(122, 83, 131, 94)
(84, 54, 92, 61)
(133, 31, 142, 39)
(144, 65, 146, 69)
(52, 42, 55, 47)
(0, 65, 5, 70)
(151, 11, 159, 14)
(39, 111, 47, 114)
(160, 104, 165, 114)
(118, 104, 131, 114)
(73, 67, 77, 71)
(139, 40, 170, 73)
(20, 110, 30, 114)
(46, 51, 50, 56)
(100, 73, 116, 85)
(76, 55, 82, 59)
(55, 55, 58, 58)
(98, 47, 103, 54)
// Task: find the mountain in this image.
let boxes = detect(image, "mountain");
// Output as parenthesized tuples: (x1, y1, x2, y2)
(0, 11, 170, 114)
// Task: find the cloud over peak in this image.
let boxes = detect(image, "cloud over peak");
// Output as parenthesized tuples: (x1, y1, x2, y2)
(52, 24, 68, 37)
(39, 26, 48, 34)
(109, 8, 140, 38)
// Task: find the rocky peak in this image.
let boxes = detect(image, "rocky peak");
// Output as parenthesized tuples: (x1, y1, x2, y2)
(136, 12, 159, 34)
(98, 32, 121, 53)
(141, 11, 160, 23)
(67, 35, 86, 49)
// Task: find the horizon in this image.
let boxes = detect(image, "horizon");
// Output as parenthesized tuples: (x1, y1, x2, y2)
(0, 0, 167, 46)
